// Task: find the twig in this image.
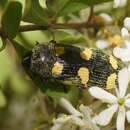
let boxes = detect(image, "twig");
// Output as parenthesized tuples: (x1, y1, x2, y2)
(88, 6, 94, 22)
(0, 21, 106, 38)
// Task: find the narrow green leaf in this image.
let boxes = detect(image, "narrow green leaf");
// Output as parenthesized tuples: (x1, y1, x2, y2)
(77, 0, 113, 6)
(46, 0, 69, 19)
(59, 35, 86, 44)
(46, 0, 113, 17)
(53, 30, 86, 45)
(0, 37, 6, 52)
(23, 0, 49, 25)
(0, 90, 6, 108)
(46, 0, 69, 13)
(1, 1, 22, 39)
(54, 30, 71, 41)
(59, 2, 87, 16)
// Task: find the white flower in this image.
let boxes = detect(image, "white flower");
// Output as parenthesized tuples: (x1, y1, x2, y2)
(96, 34, 123, 49)
(113, 17, 130, 71)
(59, 98, 82, 116)
(99, 13, 112, 23)
(124, 17, 130, 31)
(113, 0, 127, 8)
(96, 17, 130, 50)
(96, 39, 110, 49)
(89, 68, 130, 130)
(51, 98, 100, 130)
(113, 18, 130, 62)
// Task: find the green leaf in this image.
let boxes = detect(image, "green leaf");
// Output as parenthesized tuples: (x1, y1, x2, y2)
(40, 81, 80, 105)
(1, 1, 22, 39)
(59, 2, 87, 16)
(46, 0, 113, 17)
(33, 76, 69, 99)
(77, 0, 113, 6)
(112, 8, 126, 20)
(23, 0, 49, 25)
(46, 0, 69, 13)
(0, 37, 6, 52)
(11, 40, 29, 58)
(62, 0, 113, 15)
(0, 90, 6, 108)
(54, 30, 71, 41)
(46, 0, 69, 19)
(0, 0, 8, 8)
(58, 35, 86, 45)
(53, 30, 86, 45)
(28, 73, 80, 101)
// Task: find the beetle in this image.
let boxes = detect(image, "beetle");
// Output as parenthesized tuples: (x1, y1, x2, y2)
(22, 40, 124, 90)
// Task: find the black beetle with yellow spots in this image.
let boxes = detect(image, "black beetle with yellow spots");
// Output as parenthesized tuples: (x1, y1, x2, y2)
(22, 40, 124, 90)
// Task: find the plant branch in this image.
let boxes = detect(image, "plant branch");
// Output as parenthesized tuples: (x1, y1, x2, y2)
(88, 6, 94, 22)
(0, 21, 107, 38)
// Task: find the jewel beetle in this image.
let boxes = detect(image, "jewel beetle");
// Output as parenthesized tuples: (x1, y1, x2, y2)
(22, 40, 124, 89)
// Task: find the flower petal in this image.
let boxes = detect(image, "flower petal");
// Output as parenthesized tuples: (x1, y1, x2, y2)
(118, 68, 130, 98)
(51, 123, 62, 130)
(79, 104, 92, 118)
(95, 104, 118, 126)
(125, 93, 130, 99)
(113, 0, 120, 8)
(99, 13, 112, 23)
(88, 87, 117, 103)
(121, 27, 129, 38)
(125, 40, 130, 49)
(126, 110, 130, 123)
(124, 17, 130, 31)
(59, 98, 82, 116)
(120, 0, 127, 7)
(51, 115, 84, 130)
(113, 47, 126, 58)
(91, 116, 101, 130)
(55, 115, 84, 125)
(116, 107, 125, 130)
(96, 40, 110, 49)
(125, 98, 130, 108)
(113, 0, 127, 8)
(128, 64, 130, 72)
(69, 116, 84, 126)
(113, 47, 130, 62)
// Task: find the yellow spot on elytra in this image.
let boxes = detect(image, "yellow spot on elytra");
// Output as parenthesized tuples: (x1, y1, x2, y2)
(80, 48, 92, 60)
(52, 62, 63, 75)
(55, 46, 65, 56)
(106, 73, 117, 90)
(108, 35, 123, 47)
(109, 55, 118, 69)
(78, 67, 89, 86)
